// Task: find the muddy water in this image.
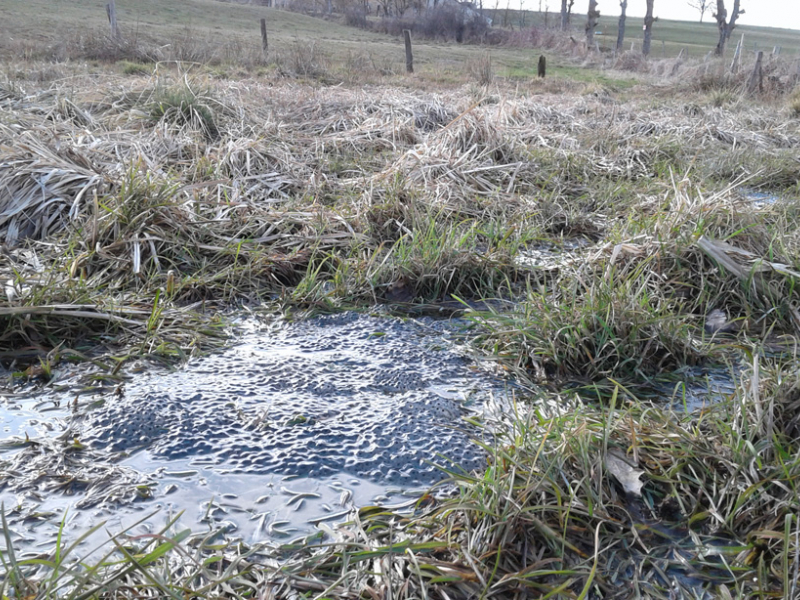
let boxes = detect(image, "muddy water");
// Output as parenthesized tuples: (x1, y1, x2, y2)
(1, 312, 513, 554)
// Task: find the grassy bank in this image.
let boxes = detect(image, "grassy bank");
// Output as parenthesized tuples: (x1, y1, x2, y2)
(3, 1, 800, 596)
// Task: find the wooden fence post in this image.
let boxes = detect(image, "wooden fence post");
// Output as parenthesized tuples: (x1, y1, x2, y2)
(260, 18, 268, 57)
(403, 30, 413, 73)
(794, 54, 800, 86)
(730, 34, 743, 73)
(538, 55, 546, 78)
(747, 51, 764, 94)
(106, 0, 120, 39)
(671, 48, 687, 76)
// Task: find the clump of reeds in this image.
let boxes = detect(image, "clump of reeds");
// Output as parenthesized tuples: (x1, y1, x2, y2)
(466, 52, 493, 86)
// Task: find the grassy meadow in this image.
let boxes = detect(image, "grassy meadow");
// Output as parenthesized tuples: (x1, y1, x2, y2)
(0, 0, 596, 81)
(2, 1, 800, 598)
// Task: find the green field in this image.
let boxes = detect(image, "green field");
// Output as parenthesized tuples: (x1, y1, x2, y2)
(601, 16, 800, 58)
(493, 8, 800, 58)
(0, 0, 565, 81)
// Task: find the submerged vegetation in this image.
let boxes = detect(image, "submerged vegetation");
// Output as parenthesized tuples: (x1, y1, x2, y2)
(3, 6, 800, 597)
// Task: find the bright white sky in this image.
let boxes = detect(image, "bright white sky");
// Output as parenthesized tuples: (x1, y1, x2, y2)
(532, 1, 800, 31)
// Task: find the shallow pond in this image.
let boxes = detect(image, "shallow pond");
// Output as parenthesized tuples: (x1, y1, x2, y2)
(1, 311, 514, 554)
(1, 310, 738, 561)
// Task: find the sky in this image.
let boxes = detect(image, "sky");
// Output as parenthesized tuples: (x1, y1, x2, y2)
(530, 1, 800, 31)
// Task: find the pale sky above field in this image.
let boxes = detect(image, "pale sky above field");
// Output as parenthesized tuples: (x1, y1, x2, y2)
(524, 1, 800, 31)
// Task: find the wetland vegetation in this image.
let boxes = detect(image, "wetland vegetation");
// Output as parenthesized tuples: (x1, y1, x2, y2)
(2, 1, 800, 598)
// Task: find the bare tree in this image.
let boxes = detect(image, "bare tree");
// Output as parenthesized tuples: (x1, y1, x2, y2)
(560, 0, 576, 30)
(713, 0, 744, 55)
(642, 0, 655, 56)
(392, 0, 414, 16)
(376, 0, 392, 16)
(585, 0, 599, 47)
(616, 0, 627, 52)
(687, 0, 709, 22)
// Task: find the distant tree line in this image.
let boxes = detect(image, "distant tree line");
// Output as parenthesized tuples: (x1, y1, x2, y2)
(256, 0, 746, 57)
(575, 0, 744, 58)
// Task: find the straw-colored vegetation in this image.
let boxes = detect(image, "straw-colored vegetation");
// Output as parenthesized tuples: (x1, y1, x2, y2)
(3, 1, 800, 597)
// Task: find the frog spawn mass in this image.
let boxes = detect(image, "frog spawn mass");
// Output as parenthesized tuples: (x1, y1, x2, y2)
(75, 313, 502, 487)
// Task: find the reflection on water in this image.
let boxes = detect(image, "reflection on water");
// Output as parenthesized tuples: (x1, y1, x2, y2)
(651, 365, 737, 413)
(740, 188, 781, 208)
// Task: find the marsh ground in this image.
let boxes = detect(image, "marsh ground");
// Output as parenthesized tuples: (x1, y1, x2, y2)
(2, 2, 800, 598)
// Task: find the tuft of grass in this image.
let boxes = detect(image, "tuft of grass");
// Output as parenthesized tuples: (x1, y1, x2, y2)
(118, 59, 152, 76)
(146, 81, 221, 139)
(708, 88, 736, 107)
(788, 86, 800, 117)
(466, 52, 493, 87)
(274, 39, 331, 80)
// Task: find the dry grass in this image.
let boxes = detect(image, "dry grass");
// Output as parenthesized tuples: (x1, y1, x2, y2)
(466, 52, 493, 86)
(3, 53, 800, 597)
(2, 62, 800, 360)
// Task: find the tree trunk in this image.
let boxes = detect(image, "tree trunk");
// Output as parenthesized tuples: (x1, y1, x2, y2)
(616, 0, 627, 52)
(725, 0, 743, 42)
(642, 0, 654, 56)
(585, 0, 599, 47)
(714, 0, 728, 55)
(560, 0, 568, 31)
(106, 0, 120, 39)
